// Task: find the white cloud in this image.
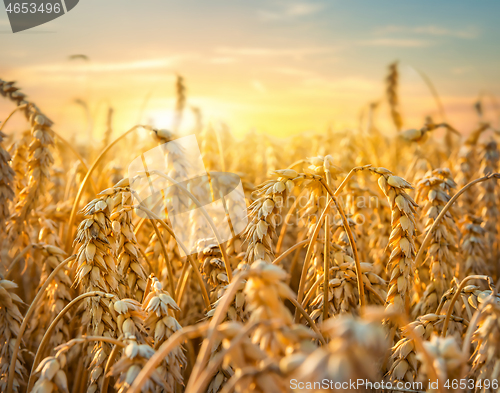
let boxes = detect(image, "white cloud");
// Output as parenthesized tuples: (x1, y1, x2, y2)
(16, 55, 194, 74)
(209, 57, 237, 64)
(359, 39, 431, 48)
(291, 76, 381, 97)
(375, 25, 479, 39)
(267, 67, 379, 94)
(252, 79, 267, 93)
(215, 46, 333, 60)
(272, 67, 317, 77)
(259, 2, 324, 21)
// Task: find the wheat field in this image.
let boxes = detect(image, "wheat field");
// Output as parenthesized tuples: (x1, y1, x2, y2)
(0, 62, 500, 393)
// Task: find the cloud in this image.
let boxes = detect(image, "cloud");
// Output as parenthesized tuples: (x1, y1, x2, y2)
(15, 55, 193, 75)
(215, 46, 333, 60)
(267, 67, 379, 94)
(375, 25, 479, 39)
(272, 67, 317, 77)
(209, 57, 237, 64)
(359, 39, 431, 48)
(258, 2, 324, 21)
(252, 80, 267, 93)
(302, 76, 379, 92)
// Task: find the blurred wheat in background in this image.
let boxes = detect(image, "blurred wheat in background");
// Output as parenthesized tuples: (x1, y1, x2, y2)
(0, 62, 500, 393)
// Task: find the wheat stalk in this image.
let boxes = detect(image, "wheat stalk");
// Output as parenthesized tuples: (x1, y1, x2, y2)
(244, 169, 298, 263)
(413, 169, 458, 316)
(386, 62, 403, 132)
(0, 278, 27, 392)
(0, 81, 55, 252)
(0, 132, 15, 230)
(72, 193, 123, 392)
(106, 179, 148, 301)
(8, 131, 30, 196)
(477, 141, 499, 267)
(370, 167, 418, 314)
(142, 276, 186, 390)
(470, 302, 500, 386)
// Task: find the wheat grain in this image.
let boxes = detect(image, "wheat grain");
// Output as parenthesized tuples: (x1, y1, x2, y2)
(413, 169, 458, 317)
(8, 130, 30, 196)
(106, 179, 148, 300)
(460, 215, 489, 277)
(143, 276, 186, 390)
(0, 278, 27, 392)
(30, 348, 69, 393)
(73, 194, 122, 392)
(478, 141, 500, 268)
(295, 316, 387, 390)
(29, 242, 72, 349)
(244, 170, 297, 263)
(371, 167, 418, 314)
(470, 302, 500, 392)
(1, 81, 55, 252)
(0, 132, 15, 229)
(418, 335, 465, 383)
(110, 338, 167, 393)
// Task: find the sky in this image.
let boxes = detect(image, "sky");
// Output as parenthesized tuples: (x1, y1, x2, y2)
(1, 0, 500, 141)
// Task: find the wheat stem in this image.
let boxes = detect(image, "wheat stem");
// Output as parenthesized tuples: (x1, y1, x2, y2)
(295, 200, 332, 319)
(302, 272, 324, 307)
(441, 275, 494, 337)
(185, 271, 250, 391)
(175, 259, 190, 300)
(137, 246, 153, 274)
(0, 105, 25, 131)
(294, 167, 370, 313)
(51, 129, 98, 194)
(149, 220, 176, 298)
(287, 159, 307, 169)
(288, 296, 326, 345)
(190, 321, 262, 393)
(319, 177, 366, 307)
(272, 238, 309, 265)
(27, 291, 112, 391)
(100, 342, 121, 393)
(456, 297, 496, 393)
(133, 204, 212, 311)
(175, 264, 192, 312)
(128, 323, 210, 393)
(323, 209, 330, 322)
(275, 189, 305, 254)
(415, 173, 500, 268)
(58, 336, 127, 350)
(64, 125, 144, 252)
(4, 243, 40, 278)
(334, 165, 372, 196)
